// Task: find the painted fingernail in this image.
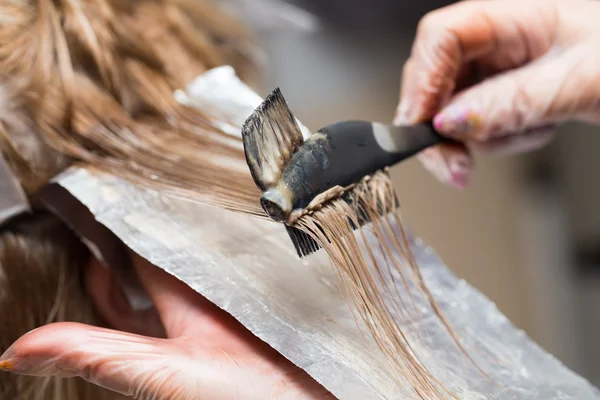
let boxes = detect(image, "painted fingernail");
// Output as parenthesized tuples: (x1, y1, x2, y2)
(417, 149, 451, 185)
(0, 350, 57, 376)
(418, 149, 472, 189)
(433, 103, 481, 136)
(447, 154, 472, 189)
(0, 347, 15, 372)
(0, 360, 13, 372)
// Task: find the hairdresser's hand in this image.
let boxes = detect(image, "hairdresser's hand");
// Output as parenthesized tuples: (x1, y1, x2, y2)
(0, 257, 333, 400)
(397, 0, 600, 188)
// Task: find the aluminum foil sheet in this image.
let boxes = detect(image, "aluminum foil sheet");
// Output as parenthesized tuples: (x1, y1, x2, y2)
(51, 67, 600, 399)
(173, 66, 312, 140)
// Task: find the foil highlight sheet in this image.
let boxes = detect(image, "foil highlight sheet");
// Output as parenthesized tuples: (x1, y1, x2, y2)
(54, 67, 600, 399)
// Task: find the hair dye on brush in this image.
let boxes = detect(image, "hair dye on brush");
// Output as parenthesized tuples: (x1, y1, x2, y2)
(241, 88, 488, 399)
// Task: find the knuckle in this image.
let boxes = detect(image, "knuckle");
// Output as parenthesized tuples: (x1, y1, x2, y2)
(412, 33, 460, 113)
(510, 78, 536, 131)
(416, 10, 444, 38)
(412, 8, 469, 118)
(414, 15, 462, 88)
(426, 30, 460, 73)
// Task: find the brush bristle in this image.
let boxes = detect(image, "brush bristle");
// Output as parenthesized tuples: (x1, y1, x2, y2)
(286, 190, 400, 258)
(241, 88, 304, 192)
(285, 225, 321, 257)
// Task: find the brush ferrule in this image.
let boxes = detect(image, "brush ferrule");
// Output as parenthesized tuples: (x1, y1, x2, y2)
(260, 187, 292, 222)
(277, 132, 333, 214)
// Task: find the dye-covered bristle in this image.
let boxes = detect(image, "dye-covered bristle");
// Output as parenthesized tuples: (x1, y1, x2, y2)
(241, 88, 304, 192)
(285, 225, 321, 258)
(286, 190, 400, 258)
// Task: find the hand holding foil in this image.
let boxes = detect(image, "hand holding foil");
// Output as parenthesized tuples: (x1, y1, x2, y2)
(0, 256, 333, 400)
(397, 0, 600, 188)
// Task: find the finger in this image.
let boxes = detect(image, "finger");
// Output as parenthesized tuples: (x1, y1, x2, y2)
(131, 257, 216, 338)
(131, 260, 335, 399)
(0, 322, 190, 399)
(417, 142, 473, 189)
(396, 60, 477, 126)
(454, 61, 480, 93)
(396, 0, 558, 124)
(469, 125, 556, 156)
(395, 58, 416, 124)
(131, 257, 270, 353)
(132, 257, 246, 339)
(0, 312, 333, 400)
(432, 45, 599, 140)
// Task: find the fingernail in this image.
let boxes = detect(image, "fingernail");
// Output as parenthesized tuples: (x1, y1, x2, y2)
(418, 150, 472, 189)
(0, 350, 57, 376)
(433, 103, 481, 136)
(0, 360, 13, 372)
(393, 101, 411, 126)
(447, 154, 472, 189)
(0, 328, 41, 374)
(417, 150, 452, 185)
(0, 347, 15, 372)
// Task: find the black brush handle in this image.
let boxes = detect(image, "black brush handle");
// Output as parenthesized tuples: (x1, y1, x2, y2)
(316, 120, 447, 187)
(282, 120, 450, 212)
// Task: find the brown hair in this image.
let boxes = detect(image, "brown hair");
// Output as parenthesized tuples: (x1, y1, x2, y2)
(0, 211, 126, 400)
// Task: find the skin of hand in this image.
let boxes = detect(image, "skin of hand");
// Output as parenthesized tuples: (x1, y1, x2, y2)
(0, 253, 334, 400)
(396, 0, 600, 188)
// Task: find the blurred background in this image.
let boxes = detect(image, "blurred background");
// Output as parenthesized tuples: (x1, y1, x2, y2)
(243, 0, 600, 387)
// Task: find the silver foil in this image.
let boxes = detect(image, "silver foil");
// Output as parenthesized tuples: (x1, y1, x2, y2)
(173, 66, 312, 140)
(52, 67, 600, 399)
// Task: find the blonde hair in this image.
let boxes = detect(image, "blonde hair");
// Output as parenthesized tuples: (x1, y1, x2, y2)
(0, 0, 262, 215)
(295, 172, 485, 399)
(0, 1, 259, 398)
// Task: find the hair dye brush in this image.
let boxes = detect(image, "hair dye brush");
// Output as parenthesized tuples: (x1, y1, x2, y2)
(241, 88, 449, 257)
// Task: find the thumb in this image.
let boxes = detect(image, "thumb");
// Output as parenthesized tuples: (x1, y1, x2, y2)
(0, 322, 193, 399)
(432, 44, 600, 140)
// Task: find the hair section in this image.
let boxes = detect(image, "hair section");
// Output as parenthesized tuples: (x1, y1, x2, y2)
(295, 171, 485, 399)
(0, 0, 264, 216)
